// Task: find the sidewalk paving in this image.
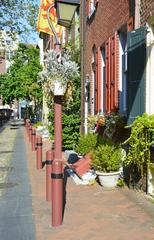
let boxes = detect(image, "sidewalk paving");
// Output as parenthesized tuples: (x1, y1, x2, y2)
(25, 126, 154, 240)
(0, 122, 154, 239)
(0, 121, 35, 240)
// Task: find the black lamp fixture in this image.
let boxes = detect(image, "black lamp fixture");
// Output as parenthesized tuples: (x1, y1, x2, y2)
(55, 0, 80, 28)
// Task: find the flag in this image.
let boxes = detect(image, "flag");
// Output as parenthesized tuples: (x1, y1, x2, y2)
(37, 0, 62, 37)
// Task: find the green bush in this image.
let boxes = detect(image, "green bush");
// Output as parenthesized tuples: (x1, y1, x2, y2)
(33, 121, 43, 128)
(48, 111, 81, 150)
(123, 113, 154, 173)
(76, 133, 97, 155)
(62, 113, 80, 150)
(91, 144, 122, 173)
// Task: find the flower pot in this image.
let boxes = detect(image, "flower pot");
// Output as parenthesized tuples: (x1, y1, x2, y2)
(96, 171, 121, 188)
(148, 163, 154, 196)
(54, 80, 66, 96)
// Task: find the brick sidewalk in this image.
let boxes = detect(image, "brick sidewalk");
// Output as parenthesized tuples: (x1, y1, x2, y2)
(25, 128, 154, 240)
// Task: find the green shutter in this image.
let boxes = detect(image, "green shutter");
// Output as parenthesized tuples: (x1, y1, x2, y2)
(127, 27, 146, 124)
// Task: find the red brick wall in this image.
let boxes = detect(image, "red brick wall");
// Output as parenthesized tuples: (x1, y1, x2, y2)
(140, 0, 154, 26)
(84, 0, 130, 75)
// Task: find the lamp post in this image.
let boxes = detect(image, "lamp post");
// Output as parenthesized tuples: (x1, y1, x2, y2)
(55, 0, 80, 28)
(47, 0, 80, 227)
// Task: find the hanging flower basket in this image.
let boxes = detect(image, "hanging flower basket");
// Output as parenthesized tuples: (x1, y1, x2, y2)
(38, 49, 79, 102)
(54, 80, 67, 96)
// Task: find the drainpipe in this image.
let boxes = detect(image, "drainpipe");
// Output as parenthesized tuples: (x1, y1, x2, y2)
(80, 0, 86, 134)
(135, 0, 140, 29)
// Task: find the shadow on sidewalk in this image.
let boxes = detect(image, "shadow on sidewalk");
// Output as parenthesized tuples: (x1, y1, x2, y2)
(62, 165, 70, 220)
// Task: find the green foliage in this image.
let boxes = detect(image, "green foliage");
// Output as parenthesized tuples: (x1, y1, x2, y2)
(0, 43, 42, 104)
(47, 42, 81, 150)
(92, 144, 122, 173)
(123, 113, 154, 173)
(103, 113, 126, 139)
(62, 113, 81, 150)
(87, 115, 97, 133)
(48, 111, 81, 150)
(38, 49, 79, 104)
(76, 133, 97, 155)
(117, 178, 125, 187)
(0, 0, 39, 42)
(32, 121, 43, 128)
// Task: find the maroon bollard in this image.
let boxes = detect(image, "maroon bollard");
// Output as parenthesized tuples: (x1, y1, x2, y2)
(29, 125, 32, 142)
(46, 150, 54, 202)
(51, 161, 63, 227)
(26, 121, 30, 135)
(31, 128, 36, 151)
(36, 135, 43, 169)
(24, 117, 26, 127)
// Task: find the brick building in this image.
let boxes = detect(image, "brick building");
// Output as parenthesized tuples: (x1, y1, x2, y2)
(80, 0, 154, 133)
(80, 0, 154, 193)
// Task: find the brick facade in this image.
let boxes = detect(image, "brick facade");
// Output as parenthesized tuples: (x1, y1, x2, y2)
(84, 0, 130, 76)
(140, 0, 154, 26)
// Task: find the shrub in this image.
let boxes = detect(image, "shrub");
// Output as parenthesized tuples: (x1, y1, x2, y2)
(76, 133, 97, 155)
(91, 144, 123, 173)
(33, 121, 43, 128)
(123, 113, 154, 174)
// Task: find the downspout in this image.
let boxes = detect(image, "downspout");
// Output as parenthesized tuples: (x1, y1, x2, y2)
(80, 0, 86, 134)
(135, 0, 140, 29)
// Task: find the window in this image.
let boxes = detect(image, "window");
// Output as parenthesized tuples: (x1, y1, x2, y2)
(87, 0, 98, 18)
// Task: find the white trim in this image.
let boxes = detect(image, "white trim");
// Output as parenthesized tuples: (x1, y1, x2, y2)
(119, 33, 127, 114)
(101, 49, 105, 113)
(146, 24, 154, 114)
(88, 0, 96, 18)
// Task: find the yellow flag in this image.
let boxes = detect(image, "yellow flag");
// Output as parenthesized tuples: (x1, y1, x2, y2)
(37, 0, 62, 37)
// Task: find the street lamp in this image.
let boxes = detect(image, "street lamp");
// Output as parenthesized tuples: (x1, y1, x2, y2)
(46, 0, 80, 227)
(55, 0, 80, 28)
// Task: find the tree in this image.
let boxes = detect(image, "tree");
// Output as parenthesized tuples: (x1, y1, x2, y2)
(0, 0, 39, 42)
(0, 43, 42, 104)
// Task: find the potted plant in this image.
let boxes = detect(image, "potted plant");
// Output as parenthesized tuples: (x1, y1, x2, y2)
(38, 49, 79, 99)
(76, 133, 97, 157)
(91, 143, 123, 187)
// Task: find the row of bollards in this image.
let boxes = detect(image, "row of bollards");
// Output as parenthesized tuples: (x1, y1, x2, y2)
(24, 119, 63, 227)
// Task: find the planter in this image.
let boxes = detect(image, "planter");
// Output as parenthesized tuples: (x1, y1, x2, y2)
(148, 163, 154, 196)
(96, 171, 121, 188)
(54, 80, 66, 96)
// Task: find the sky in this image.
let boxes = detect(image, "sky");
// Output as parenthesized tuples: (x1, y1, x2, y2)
(19, 0, 41, 44)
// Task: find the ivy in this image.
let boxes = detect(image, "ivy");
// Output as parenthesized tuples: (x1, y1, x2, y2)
(123, 113, 154, 174)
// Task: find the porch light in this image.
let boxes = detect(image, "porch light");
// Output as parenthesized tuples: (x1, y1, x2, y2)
(55, 0, 80, 28)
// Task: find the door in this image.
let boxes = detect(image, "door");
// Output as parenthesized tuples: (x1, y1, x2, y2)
(127, 27, 146, 124)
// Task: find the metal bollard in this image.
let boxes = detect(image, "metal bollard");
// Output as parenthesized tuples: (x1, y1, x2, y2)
(29, 125, 32, 142)
(51, 161, 63, 227)
(36, 135, 43, 169)
(24, 118, 26, 127)
(26, 121, 30, 136)
(46, 150, 54, 202)
(31, 128, 36, 151)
